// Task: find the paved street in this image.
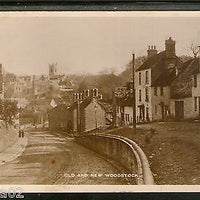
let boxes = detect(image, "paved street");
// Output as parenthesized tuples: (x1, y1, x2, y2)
(0, 131, 134, 185)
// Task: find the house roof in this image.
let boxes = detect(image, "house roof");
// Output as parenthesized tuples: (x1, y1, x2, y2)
(68, 97, 112, 113)
(136, 51, 182, 87)
(116, 91, 133, 107)
(136, 51, 165, 71)
(98, 101, 113, 113)
(68, 101, 78, 111)
(49, 104, 68, 113)
(170, 58, 199, 99)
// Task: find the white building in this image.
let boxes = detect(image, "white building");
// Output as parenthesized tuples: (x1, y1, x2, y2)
(135, 37, 182, 122)
(170, 58, 200, 120)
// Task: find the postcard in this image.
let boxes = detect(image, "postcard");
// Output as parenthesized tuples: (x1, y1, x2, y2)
(0, 11, 199, 194)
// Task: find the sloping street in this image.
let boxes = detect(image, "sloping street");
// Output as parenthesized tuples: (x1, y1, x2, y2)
(0, 131, 134, 185)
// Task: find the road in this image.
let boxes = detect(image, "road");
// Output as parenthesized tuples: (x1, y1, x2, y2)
(0, 131, 134, 185)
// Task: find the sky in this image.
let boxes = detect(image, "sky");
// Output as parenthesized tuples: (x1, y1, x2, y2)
(0, 12, 200, 75)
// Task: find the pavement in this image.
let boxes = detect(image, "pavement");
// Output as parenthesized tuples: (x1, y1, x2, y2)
(0, 136, 28, 167)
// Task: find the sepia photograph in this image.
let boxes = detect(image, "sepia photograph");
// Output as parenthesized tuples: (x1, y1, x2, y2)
(0, 11, 199, 191)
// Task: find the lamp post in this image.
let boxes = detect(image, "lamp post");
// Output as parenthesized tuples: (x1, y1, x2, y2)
(94, 104, 97, 129)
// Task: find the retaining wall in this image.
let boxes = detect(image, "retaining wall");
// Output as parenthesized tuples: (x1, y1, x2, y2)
(75, 133, 154, 185)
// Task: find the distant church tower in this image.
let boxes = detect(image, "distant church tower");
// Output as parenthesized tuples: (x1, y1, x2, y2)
(49, 63, 57, 78)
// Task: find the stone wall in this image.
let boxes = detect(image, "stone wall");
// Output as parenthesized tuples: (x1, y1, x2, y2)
(75, 133, 154, 185)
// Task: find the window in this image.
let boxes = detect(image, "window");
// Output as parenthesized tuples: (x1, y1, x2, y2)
(194, 74, 197, 87)
(146, 107, 149, 121)
(145, 71, 149, 84)
(126, 114, 130, 122)
(145, 88, 149, 102)
(139, 72, 141, 85)
(139, 89, 142, 102)
(154, 87, 157, 96)
(194, 97, 198, 111)
(160, 87, 164, 96)
(155, 105, 158, 115)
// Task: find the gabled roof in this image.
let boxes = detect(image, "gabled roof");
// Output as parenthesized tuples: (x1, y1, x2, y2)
(136, 51, 165, 72)
(49, 103, 68, 113)
(171, 58, 199, 99)
(98, 101, 113, 113)
(116, 91, 133, 107)
(68, 97, 112, 113)
(68, 101, 78, 111)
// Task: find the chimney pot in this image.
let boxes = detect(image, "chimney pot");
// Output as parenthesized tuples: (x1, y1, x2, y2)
(147, 44, 158, 58)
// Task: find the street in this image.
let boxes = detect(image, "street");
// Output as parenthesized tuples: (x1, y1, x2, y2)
(0, 131, 134, 185)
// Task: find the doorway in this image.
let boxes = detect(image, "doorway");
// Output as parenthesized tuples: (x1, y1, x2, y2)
(175, 101, 184, 120)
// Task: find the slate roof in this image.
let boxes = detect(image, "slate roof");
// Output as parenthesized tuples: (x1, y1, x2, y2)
(136, 51, 182, 87)
(136, 51, 165, 71)
(170, 58, 199, 99)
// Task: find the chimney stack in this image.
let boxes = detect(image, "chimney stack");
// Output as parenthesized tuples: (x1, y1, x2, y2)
(147, 45, 157, 58)
(74, 93, 78, 101)
(165, 37, 176, 58)
(92, 88, 98, 97)
(83, 89, 90, 98)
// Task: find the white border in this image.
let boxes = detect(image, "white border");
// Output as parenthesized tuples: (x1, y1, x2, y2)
(0, 11, 200, 192)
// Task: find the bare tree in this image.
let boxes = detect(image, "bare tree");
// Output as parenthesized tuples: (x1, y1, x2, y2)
(191, 44, 200, 58)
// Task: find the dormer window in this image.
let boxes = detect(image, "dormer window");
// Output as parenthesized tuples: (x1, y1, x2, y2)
(168, 63, 175, 70)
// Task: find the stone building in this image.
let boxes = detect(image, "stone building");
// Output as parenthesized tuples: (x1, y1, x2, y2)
(135, 37, 182, 122)
(69, 89, 112, 132)
(49, 63, 58, 79)
(114, 83, 134, 127)
(116, 96, 133, 127)
(170, 58, 200, 120)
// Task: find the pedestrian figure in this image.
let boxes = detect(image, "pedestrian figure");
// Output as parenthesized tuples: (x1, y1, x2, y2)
(18, 129, 21, 138)
(21, 130, 24, 138)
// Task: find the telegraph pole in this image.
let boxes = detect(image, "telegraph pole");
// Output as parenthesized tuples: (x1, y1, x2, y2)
(112, 89, 116, 128)
(132, 53, 136, 134)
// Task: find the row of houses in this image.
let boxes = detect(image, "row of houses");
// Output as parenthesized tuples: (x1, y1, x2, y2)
(48, 89, 112, 132)
(48, 37, 200, 133)
(116, 37, 200, 124)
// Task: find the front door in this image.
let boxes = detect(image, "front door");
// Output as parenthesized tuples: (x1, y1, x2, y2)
(175, 101, 184, 120)
(199, 97, 200, 117)
(161, 104, 165, 121)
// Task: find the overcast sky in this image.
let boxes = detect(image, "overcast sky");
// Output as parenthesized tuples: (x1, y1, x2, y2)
(0, 12, 200, 75)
